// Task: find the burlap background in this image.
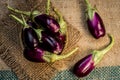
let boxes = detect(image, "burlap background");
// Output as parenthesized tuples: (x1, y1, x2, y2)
(0, 0, 120, 80)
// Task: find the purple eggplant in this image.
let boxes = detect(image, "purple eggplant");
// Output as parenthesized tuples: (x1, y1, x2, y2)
(34, 14, 60, 33)
(9, 14, 40, 49)
(24, 46, 78, 63)
(24, 47, 45, 62)
(85, 0, 106, 39)
(73, 34, 114, 77)
(22, 27, 39, 49)
(73, 54, 94, 77)
(40, 31, 63, 54)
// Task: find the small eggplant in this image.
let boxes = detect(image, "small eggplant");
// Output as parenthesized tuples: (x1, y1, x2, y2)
(24, 47, 45, 62)
(40, 31, 63, 54)
(85, 0, 106, 39)
(73, 54, 94, 77)
(73, 34, 114, 77)
(24, 46, 78, 63)
(9, 15, 43, 49)
(34, 14, 60, 33)
(22, 27, 39, 49)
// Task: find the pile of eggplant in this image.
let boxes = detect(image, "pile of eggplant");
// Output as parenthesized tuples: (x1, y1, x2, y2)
(8, 0, 78, 63)
(8, 0, 115, 78)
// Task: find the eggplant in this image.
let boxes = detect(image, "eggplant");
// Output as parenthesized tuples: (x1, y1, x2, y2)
(9, 14, 40, 49)
(73, 54, 94, 77)
(22, 27, 39, 49)
(73, 34, 114, 77)
(40, 31, 63, 54)
(24, 47, 45, 62)
(34, 14, 60, 33)
(85, 0, 106, 39)
(24, 46, 78, 63)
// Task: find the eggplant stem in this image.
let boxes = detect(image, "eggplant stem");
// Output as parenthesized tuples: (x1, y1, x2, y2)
(10, 14, 29, 28)
(43, 47, 78, 62)
(53, 8, 63, 23)
(85, 0, 95, 20)
(21, 14, 27, 27)
(46, 0, 51, 15)
(93, 34, 114, 65)
(99, 34, 114, 54)
(9, 14, 23, 24)
(53, 8, 67, 35)
(85, 0, 91, 8)
(7, 6, 31, 16)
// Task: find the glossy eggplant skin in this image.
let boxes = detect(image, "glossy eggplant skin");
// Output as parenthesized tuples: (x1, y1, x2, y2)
(22, 27, 39, 49)
(87, 12, 105, 39)
(40, 31, 63, 54)
(24, 47, 45, 62)
(73, 54, 95, 77)
(42, 31, 66, 44)
(34, 14, 60, 33)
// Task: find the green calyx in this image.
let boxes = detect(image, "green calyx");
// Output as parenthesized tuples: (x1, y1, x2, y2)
(7, 6, 31, 16)
(46, 0, 51, 15)
(43, 47, 78, 62)
(92, 34, 115, 65)
(9, 14, 29, 28)
(85, 0, 96, 20)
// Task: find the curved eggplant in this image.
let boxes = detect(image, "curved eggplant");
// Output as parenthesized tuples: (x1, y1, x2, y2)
(73, 34, 114, 77)
(24, 47, 78, 63)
